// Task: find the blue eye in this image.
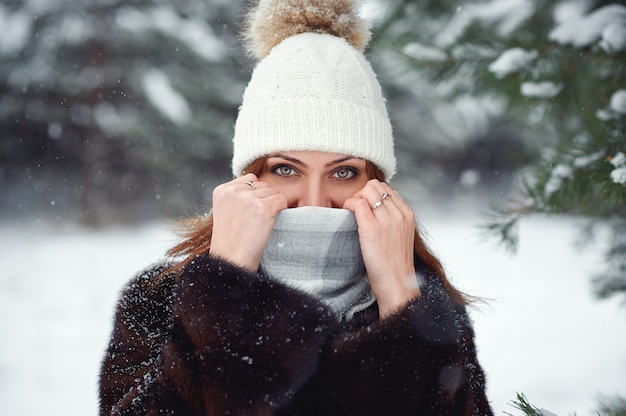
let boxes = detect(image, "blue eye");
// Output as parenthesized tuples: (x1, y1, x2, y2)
(334, 168, 356, 179)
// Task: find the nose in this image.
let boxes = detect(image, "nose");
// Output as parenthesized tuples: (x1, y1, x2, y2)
(296, 179, 332, 208)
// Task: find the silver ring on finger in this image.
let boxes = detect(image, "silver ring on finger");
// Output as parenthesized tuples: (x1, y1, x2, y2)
(245, 181, 256, 190)
(371, 200, 383, 210)
(381, 193, 391, 201)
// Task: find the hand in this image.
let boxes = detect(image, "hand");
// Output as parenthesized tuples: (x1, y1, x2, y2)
(209, 173, 288, 271)
(343, 180, 421, 318)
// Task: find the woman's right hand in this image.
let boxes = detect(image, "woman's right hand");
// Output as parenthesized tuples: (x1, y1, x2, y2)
(209, 173, 288, 272)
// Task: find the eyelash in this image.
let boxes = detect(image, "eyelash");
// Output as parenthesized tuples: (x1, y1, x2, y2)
(271, 164, 297, 177)
(269, 164, 359, 180)
(333, 167, 358, 179)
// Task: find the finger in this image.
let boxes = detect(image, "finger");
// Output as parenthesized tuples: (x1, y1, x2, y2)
(214, 174, 257, 196)
(266, 192, 289, 214)
(250, 186, 284, 199)
(348, 177, 385, 201)
(234, 173, 269, 190)
(342, 196, 360, 212)
(379, 183, 414, 217)
(344, 182, 388, 218)
(370, 182, 408, 215)
(238, 172, 258, 182)
(360, 181, 396, 213)
(240, 180, 270, 191)
(344, 197, 377, 231)
(242, 192, 288, 224)
(343, 196, 371, 215)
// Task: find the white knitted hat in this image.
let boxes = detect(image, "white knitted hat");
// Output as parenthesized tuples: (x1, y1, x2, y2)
(232, 0, 396, 179)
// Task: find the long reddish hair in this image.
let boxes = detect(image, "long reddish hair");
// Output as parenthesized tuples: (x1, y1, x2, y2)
(164, 157, 470, 305)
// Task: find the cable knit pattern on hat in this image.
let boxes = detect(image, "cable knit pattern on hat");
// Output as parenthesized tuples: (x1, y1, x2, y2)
(232, 0, 396, 179)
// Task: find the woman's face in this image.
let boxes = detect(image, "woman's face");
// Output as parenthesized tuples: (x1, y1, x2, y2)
(257, 151, 370, 208)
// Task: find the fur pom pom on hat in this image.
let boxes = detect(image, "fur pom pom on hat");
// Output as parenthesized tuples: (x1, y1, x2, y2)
(244, 0, 371, 59)
(232, 0, 396, 179)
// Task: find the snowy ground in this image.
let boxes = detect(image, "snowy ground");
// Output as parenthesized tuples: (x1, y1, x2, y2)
(0, 207, 624, 416)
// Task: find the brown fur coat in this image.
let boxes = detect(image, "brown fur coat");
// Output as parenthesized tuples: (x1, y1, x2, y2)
(99, 254, 493, 415)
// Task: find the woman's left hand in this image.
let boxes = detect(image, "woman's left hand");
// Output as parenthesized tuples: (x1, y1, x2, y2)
(343, 179, 421, 319)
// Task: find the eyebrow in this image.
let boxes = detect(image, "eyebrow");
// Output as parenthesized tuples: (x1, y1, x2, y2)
(268, 154, 359, 168)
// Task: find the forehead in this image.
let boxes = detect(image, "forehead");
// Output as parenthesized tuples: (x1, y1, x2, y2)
(267, 151, 365, 164)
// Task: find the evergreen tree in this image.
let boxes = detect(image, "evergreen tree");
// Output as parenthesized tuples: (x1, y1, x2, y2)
(0, 0, 249, 225)
(505, 393, 557, 416)
(1, 0, 534, 225)
(506, 392, 626, 416)
(368, 0, 626, 302)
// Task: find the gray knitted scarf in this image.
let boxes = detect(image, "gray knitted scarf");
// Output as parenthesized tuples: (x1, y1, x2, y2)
(259, 207, 376, 321)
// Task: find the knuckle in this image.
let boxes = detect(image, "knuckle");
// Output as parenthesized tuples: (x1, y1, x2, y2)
(251, 197, 271, 214)
(212, 184, 227, 199)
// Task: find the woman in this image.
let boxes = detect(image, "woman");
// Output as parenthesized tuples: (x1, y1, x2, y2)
(99, 0, 494, 415)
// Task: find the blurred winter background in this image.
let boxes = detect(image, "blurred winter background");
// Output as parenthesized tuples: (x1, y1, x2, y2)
(1, 0, 625, 415)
